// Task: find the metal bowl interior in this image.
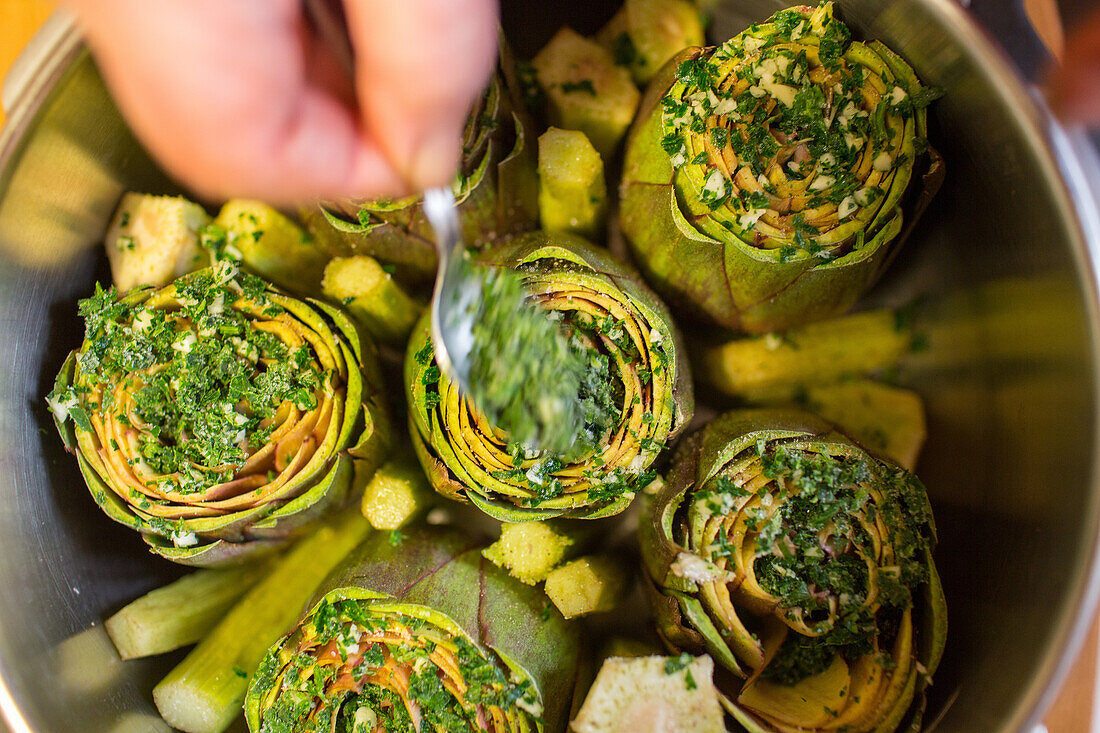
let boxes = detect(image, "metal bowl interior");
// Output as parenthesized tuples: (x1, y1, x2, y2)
(2, 1, 1100, 731)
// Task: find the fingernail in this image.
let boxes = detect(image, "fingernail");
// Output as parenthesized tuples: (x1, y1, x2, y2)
(405, 126, 464, 191)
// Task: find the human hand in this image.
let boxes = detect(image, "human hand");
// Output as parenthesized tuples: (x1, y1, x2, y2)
(65, 0, 499, 203)
(1048, 4, 1100, 123)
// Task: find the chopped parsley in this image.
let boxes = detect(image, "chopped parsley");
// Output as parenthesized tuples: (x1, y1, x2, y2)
(612, 33, 638, 67)
(691, 439, 935, 687)
(664, 652, 693, 674)
(675, 57, 719, 90)
(55, 264, 332, 496)
(445, 256, 610, 459)
(416, 250, 679, 510)
(664, 653, 699, 691)
(257, 602, 539, 733)
(658, 2, 936, 255)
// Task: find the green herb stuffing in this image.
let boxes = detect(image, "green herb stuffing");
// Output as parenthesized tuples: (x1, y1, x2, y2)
(659, 2, 938, 255)
(258, 602, 539, 733)
(694, 443, 934, 686)
(51, 264, 328, 496)
(444, 255, 615, 460)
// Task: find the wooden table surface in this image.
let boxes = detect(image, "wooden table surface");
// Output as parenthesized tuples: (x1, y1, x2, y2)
(0, 0, 1097, 731)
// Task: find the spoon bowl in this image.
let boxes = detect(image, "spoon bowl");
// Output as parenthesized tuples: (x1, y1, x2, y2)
(424, 186, 479, 388)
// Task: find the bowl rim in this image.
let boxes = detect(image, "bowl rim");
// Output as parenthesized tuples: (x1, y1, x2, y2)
(1, 4, 1100, 732)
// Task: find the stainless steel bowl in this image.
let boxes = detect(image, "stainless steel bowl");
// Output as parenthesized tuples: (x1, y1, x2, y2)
(3, 1, 1100, 731)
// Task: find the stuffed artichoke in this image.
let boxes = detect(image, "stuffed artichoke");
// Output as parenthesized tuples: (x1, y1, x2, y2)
(246, 525, 580, 733)
(406, 232, 693, 521)
(304, 45, 538, 285)
(641, 409, 946, 732)
(620, 2, 943, 332)
(49, 264, 390, 566)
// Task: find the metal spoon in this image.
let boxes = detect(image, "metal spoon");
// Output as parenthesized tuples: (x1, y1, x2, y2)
(302, 0, 479, 390)
(422, 187, 479, 391)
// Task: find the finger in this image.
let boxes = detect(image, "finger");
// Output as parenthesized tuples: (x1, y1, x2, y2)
(302, 24, 358, 111)
(143, 86, 407, 205)
(212, 86, 408, 204)
(1048, 7, 1100, 122)
(68, 0, 406, 204)
(343, 0, 499, 190)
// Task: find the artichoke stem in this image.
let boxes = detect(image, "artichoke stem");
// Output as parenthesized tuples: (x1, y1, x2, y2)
(213, 200, 330, 296)
(322, 255, 423, 344)
(104, 193, 209, 293)
(483, 519, 599, 585)
(358, 452, 435, 530)
(594, 0, 706, 86)
(152, 509, 371, 733)
(537, 127, 608, 239)
(702, 309, 915, 401)
(545, 554, 630, 618)
(532, 28, 640, 160)
(571, 655, 726, 733)
(105, 562, 270, 660)
(794, 379, 927, 470)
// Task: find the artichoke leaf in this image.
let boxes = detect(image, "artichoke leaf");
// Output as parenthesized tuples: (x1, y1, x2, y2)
(51, 267, 384, 567)
(405, 231, 692, 521)
(619, 2, 944, 332)
(246, 526, 581, 733)
(640, 407, 944, 732)
(737, 654, 851, 729)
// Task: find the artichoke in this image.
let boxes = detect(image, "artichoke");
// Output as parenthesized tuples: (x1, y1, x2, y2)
(620, 2, 944, 332)
(641, 409, 946, 732)
(406, 232, 694, 521)
(245, 525, 581, 733)
(49, 264, 390, 566)
(305, 44, 538, 285)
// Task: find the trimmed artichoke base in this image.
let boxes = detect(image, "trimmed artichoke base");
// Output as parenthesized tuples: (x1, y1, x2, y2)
(50, 265, 386, 566)
(247, 595, 540, 733)
(620, 2, 943, 331)
(406, 233, 692, 521)
(642, 410, 945, 733)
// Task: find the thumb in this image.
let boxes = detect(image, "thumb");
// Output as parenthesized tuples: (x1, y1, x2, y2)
(344, 0, 499, 191)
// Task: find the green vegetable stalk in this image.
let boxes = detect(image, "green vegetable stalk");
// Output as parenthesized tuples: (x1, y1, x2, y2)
(321, 255, 423, 344)
(209, 200, 330, 297)
(358, 451, 436, 531)
(700, 308, 916, 401)
(595, 0, 706, 86)
(531, 28, 641, 161)
(783, 379, 927, 472)
(304, 42, 538, 285)
(48, 264, 390, 566)
(544, 554, 631, 619)
(640, 409, 946, 732)
(537, 127, 608, 239)
(620, 2, 944, 332)
(106, 562, 270, 659)
(245, 525, 581, 733)
(406, 231, 694, 521)
(153, 508, 372, 733)
(483, 520, 598, 585)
